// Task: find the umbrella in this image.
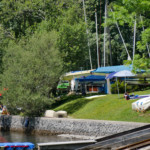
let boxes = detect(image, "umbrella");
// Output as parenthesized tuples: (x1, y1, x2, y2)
(105, 72, 117, 79)
(113, 70, 135, 77)
(113, 70, 135, 97)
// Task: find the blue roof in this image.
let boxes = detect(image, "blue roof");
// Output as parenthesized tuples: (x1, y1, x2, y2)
(77, 75, 106, 82)
(92, 65, 133, 73)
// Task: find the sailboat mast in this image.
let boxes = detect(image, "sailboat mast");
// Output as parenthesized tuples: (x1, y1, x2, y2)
(140, 15, 150, 58)
(103, 0, 107, 67)
(99, 0, 102, 67)
(133, 15, 136, 62)
(82, 0, 93, 69)
(95, 10, 100, 68)
(111, 9, 131, 60)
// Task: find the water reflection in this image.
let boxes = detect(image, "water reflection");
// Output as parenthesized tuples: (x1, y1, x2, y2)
(0, 131, 78, 144)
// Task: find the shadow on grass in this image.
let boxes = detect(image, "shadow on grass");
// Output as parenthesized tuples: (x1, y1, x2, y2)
(55, 98, 93, 114)
(51, 94, 84, 109)
(51, 93, 105, 109)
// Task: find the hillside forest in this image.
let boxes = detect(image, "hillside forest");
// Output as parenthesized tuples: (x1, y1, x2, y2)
(0, 0, 150, 116)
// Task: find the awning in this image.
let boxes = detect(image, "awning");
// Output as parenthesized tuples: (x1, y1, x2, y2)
(77, 75, 106, 82)
(57, 83, 69, 89)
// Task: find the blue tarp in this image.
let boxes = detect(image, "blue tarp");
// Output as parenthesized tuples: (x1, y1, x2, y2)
(77, 75, 106, 82)
(92, 65, 133, 73)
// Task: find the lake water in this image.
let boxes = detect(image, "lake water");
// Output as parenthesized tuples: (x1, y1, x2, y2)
(0, 131, 79, 144)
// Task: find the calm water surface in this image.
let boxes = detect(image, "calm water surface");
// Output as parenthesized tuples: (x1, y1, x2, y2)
(0, 131, 79, 144)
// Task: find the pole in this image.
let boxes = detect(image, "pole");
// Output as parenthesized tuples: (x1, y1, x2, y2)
(133, 15, 136, 63)
(140, 15, 150, 58)
(99, 0, 102, 67)
(116, 22, 131, 60)
(116, 77, 119, 98)
(111, 9, 131, 60)
(103, 0, 107, 67)
(95, 10, 100, 68)
(109, 28, 113, 65)
(80, 67, 83, 73)
(83, 0, 93, 69)
(125, 76, 126, 93)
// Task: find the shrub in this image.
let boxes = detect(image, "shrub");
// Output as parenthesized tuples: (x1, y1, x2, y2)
(111, 81, 126, 94)
(1, 31, 63, 116)
(111, 81, 142, 94)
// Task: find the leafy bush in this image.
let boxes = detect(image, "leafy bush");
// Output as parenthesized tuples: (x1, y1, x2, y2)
(111, 81, 139, 94)
(111, 81, 126, 94)
(1, 31, 63, 117)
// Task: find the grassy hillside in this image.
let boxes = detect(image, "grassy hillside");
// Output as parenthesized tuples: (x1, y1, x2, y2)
(54, 90, 150, 123)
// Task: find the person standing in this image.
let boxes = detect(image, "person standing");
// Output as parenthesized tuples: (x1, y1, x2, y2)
(2, 106, 9, 115)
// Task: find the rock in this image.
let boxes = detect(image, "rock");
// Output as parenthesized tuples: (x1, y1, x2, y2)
(56, 111, 67, 118)
(44, 110, 57, 118)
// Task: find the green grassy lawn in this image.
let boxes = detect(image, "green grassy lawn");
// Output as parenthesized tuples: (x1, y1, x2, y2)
(54, 90, 150, 123)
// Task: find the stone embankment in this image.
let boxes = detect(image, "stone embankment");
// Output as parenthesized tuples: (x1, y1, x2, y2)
(0, 115, 148, 138)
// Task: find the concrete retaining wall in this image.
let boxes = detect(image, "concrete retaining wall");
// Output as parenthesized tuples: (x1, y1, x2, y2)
(0, 115, 148, 137)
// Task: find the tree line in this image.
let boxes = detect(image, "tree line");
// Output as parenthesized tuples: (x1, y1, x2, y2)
(0, 0, 149, 116)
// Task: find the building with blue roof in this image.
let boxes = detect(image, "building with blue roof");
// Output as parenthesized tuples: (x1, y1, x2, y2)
(90, 65, 148, 94)
(77, 75, 106, 82)
(92, 64, 145, 74)
(61, 65, 148, 95)
(75, 75, 107, 94)
(92, 65, 133, 73)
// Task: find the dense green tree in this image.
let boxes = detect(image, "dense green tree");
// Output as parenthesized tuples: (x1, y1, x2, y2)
(1, 31, 63, 116)
(0, 0, 64, 38)
(131, 54, 150, 74)
(56, 4, 90, 71)
(108, 0, 150, 68)
(0, 0, 94, 71)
